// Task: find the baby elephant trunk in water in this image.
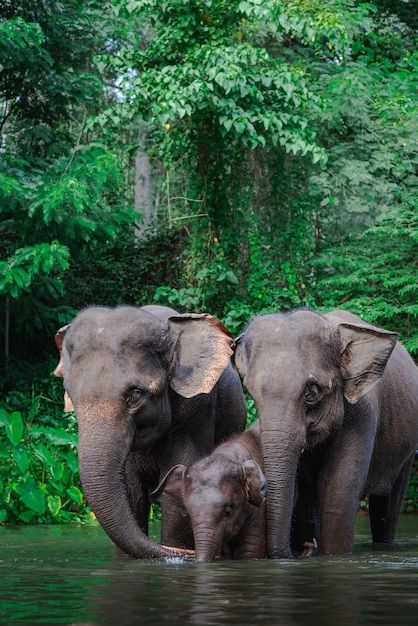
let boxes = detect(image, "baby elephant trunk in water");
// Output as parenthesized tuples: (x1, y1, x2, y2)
(193, 523, 221, 563)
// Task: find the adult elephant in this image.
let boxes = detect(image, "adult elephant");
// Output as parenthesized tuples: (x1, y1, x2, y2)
(54, 305, 246, 558)
(234, 309, 418, 558)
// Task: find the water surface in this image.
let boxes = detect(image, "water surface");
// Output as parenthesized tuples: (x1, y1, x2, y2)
(1, 517, 418, 626)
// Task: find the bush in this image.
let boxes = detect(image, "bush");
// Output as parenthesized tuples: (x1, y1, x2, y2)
(0, 402, 94, 524)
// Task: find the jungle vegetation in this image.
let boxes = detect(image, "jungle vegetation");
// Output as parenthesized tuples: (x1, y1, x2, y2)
(0, 0, 417, 523)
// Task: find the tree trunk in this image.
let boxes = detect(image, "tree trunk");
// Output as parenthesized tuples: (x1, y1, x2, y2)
(134, 124, 153, 236)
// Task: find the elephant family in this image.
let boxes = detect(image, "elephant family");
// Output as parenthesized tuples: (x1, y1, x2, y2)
(151, 421, 267, 562)
(54, 305, 246, 558)
(234, 309, 418, 557)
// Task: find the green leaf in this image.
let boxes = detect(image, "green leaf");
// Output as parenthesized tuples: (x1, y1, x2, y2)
(33, 443, 56, 467)
(0, 509, 7, 523)
(30, 425, 78, 447)
(12, 447, 30, 473)
(47, 495, 62, 517)
(225, 270, 239, 285)
(0, 411, 24, 446)
(222, 118, 233, 132)
(67, 486, 84, 505)
(18, 510, 35, 523)
(49, 480, 65, 497)
(64, 452, 79, 473)
(15, 479, 46, 514)
(51, 461, 64, 481)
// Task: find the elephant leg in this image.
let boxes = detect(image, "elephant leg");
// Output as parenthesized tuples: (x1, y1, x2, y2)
(235, 509, 266, 559)
(369, 452, 415, 544)
(291, 459, 320, 553)
(318, 484, 361, 555)
(317, 419, 376, 555)
(235, 533, 265, 559)
(317, 454, 372, 554)
(160, 501, 194, 549)
(292, 497, 320, 554)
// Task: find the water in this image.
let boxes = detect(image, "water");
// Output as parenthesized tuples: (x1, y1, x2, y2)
(1, 517, 418, 626)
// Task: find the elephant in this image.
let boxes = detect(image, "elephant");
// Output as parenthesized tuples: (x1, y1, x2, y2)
(54, 304, 246, 558)
(151, 420, 267, 562)
(233, 309, 418, 558)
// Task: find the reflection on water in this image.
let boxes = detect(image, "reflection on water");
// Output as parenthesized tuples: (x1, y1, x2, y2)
(1, 517, 418, 626)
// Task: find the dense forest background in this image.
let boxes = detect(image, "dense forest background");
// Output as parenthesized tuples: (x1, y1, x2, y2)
(0, 0, 417, 523)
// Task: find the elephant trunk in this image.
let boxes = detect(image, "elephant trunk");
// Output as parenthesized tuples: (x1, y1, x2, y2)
(260, 407, 302, 559)
(77, 404, 175, 559)
(193, 521, 221, 562)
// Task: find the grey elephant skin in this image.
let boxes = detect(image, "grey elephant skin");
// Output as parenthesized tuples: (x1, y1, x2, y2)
(152, 420, 267, 562)
(54, 305, 246, 558)
(234, 309, 418, 558)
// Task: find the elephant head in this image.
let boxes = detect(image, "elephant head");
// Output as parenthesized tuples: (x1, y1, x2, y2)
(54, 306, 234, 558)
(151, 456, 267, 562)
(234, 310, 397, 558)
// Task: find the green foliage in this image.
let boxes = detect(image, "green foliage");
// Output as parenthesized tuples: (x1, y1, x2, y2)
(0, 242, 70, 300)
(63, 228, 186, 309)
(0, 403, 94, 524)
(154, 253, 241, 316)
(310, 16, 418, 353)
(0, 2, 104, 147)
(316, 200, 418, 353)
(245, 393, 258, 428)
(109, 0, 342, 168)
(0, 3, 135, 357)
(0, 16, 44, 57)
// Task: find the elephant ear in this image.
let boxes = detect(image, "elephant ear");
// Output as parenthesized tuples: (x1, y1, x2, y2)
(168, 314, 234, 398)
(53, 324, 75, 412)
(63, 392, 74, 413)
(149, 465, 187, 511)
(242, 459, 268, 508)
(232, 333, 247, 379)
(338, 322, 398, 404)
(53, 324, 71, 377)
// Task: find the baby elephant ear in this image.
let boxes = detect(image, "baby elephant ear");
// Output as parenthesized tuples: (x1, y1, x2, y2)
(149, 465, 187, 510)
(242, 459, 268, 508)
(338, 322, 398, 404)
(168, 314, 234, 398)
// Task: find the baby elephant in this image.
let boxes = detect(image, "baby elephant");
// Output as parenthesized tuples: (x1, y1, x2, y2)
(151, 421, 267, 562)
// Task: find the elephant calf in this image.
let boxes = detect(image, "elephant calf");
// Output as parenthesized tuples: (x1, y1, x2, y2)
(151, 421, 268, 562)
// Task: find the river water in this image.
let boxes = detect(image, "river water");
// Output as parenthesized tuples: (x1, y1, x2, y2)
(1, 516, 418, 626)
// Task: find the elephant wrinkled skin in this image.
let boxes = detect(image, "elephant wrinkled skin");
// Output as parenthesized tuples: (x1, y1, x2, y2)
(234, 309, 418, 558)
(55, 305, 246, 559)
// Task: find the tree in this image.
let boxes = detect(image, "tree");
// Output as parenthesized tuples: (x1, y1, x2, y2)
(0, 2, 135, 360)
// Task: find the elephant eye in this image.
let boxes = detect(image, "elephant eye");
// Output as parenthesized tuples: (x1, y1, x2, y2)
(223, 504, 232, 518)
(126, 387, 147, 407)
(304, 382, 322, 405)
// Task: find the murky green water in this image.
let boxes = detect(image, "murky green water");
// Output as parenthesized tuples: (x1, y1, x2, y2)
(1, 517, 418, 626)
